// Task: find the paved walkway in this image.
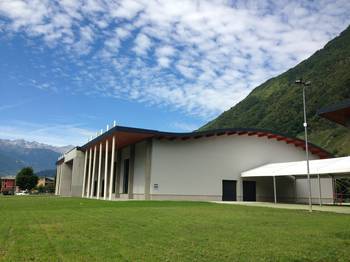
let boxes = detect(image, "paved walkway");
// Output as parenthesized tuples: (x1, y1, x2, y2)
(213, 201, 350, 214)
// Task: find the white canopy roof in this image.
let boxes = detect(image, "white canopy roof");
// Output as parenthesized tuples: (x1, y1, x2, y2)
(241, 156, 350, 177)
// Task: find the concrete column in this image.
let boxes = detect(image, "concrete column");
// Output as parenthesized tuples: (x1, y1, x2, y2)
(90, 145, 97, 198)
(55, 165, 60, 195)
(144, 139, 152, 200)
(87, 148, 92, 198)
(58, 164, 62, 195)
(59, 162, 72, 196)
(294, 176, 297, 203)
(273, 176, 277, 203)
(128, 145, 135, 199)
(237, 178, 243, 201)
(97, 143, 102, 199)
(115, 151, 121, 198)
(81, 151, 88, 197)
(71, 150, 85, 197)
(109, 136, 116, 200)
(103, 139, 109, 200)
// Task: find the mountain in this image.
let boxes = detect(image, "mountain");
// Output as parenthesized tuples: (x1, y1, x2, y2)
(200, 26, 350, 157)
(0, 139, 73, 177)
(0, 139, 72, 154)
(36, 169, 56, 178)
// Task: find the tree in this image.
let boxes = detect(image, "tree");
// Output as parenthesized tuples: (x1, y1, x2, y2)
(37, 184, 45, 193)
(16, 167, 38, 191)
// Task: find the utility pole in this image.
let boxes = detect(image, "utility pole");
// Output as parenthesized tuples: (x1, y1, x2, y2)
(295, 79, 312, 212)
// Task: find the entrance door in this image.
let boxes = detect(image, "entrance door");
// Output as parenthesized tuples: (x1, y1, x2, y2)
(222, 180, 237, 201)
(243, 181, 256, 201)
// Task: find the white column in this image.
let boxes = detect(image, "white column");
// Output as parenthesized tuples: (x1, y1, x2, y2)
(109, 136, 116, 200)
(318, 174, 322, 206)
(81, 151, 88, 197)
(90, 145, 97, 198)
(58, 164, 62, 195)
(55, 166, 59, 195)
(273, 176, 277, 203)
(97, 143, 102, 199)
(103, 139, 109, 200)
(55, 165, 60, 195)
(293, 176, 297, 202)
(87, 148, 92, 198)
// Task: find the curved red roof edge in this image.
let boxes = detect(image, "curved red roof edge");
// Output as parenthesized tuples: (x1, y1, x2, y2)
(154, 130, 331, 159)
(73, 126, 332, 161)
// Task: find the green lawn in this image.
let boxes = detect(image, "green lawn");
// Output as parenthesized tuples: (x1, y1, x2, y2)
(1, 197, 350, 261)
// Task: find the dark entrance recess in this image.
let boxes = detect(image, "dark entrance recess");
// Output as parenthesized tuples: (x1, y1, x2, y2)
(123, 159, 129, 194)
(243, 181, 256, 201)
(222, 180, 237, 201)
(112, 162, 117, 193)
(101, 179, 104, 197)
(93, 180, 97, 197)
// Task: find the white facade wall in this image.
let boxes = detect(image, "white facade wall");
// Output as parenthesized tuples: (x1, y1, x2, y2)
(133, 142, 146, 195)
(118, 146, 130, 199)
(150, 135, 320, 201)
(57, 148, 86, 197)
(56, 134, 334, 203)
(296, 176, 334, 204)
(59, 161, 72, 196)
(71, 150, 85, 197)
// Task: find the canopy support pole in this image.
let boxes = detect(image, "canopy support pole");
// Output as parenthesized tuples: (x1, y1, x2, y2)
(293, 176, 297, 203)
(273, 176, 277, 204)
(318, 174, 322, 206)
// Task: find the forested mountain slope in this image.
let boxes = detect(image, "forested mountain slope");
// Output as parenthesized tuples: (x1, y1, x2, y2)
(201, 26, 350, 156)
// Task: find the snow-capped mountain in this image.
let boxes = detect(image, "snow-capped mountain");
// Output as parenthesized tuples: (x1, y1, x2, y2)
(0, 139, 73, 154)
(0, 139, 74, 177)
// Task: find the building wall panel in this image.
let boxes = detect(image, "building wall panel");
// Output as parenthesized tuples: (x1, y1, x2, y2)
(150, 135, 321, 201)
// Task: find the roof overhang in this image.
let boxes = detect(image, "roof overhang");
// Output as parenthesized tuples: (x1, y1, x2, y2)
(241, 156, 350, 177)
(317, 99, 350, 127)
(76, 126, 331, 159)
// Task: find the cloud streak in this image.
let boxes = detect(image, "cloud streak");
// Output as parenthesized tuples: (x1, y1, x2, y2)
(1, 0, 350, 118)
(0, 120, 95, 146)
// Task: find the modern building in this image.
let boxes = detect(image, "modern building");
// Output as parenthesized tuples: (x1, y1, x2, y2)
(1, 176, 16, 195)
(318, 99, 350, 202)
(56, 125, 335, 203)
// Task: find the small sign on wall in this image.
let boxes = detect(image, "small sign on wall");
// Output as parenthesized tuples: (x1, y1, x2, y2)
(153, 184, 159, 190)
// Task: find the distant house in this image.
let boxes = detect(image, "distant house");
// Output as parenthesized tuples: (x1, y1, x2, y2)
(37, 177, 55, 188)
(1, 176, 17, 195)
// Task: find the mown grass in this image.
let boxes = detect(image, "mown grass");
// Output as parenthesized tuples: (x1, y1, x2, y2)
(0, 196, 350, 261)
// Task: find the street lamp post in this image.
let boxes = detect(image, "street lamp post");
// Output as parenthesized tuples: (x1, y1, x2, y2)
(295, 79, 312, 212)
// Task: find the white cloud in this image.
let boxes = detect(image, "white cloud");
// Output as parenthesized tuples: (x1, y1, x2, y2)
(156, 45, 176, 68)
(0, 101, 32, 112)
(1, 0, 350, 118)
(0, 121, 95, 146)
(133, 33, 152, 55)
(171, 122, 198, 132)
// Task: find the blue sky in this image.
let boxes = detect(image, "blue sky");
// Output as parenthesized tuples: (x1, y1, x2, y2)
(0, 0, 350, 146)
